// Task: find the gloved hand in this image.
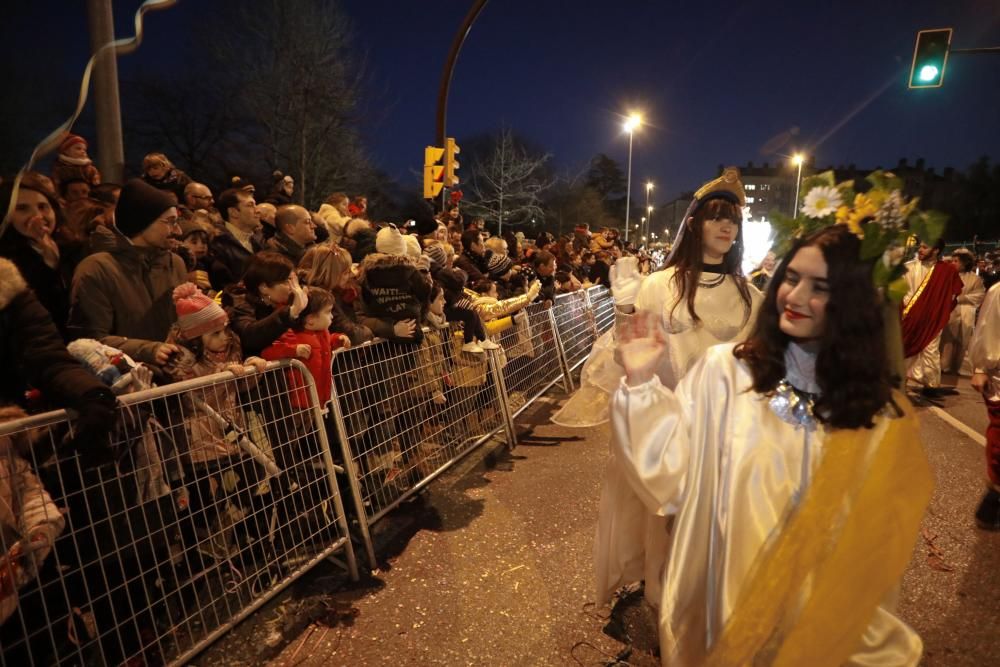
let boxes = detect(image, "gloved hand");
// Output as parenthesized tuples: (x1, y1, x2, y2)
(70, 386, 120, 468)
(610, 256, 642, 307)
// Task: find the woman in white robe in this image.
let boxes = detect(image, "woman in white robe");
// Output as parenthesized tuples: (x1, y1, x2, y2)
(592, 168, 762, 609)
(612, 225, 929, 666)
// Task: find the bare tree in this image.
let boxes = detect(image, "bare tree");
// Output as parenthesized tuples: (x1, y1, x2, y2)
(463, 127, 554, 235)
(209, 0, 371, 207)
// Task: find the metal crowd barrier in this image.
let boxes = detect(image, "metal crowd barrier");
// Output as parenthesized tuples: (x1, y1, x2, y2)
(0, 287, 618, 664)
(327, 324, 514, 565)
(552, 291, 599, 374)
(587, 285, 616, 337)
(0, 360, 357, 667)
(494, 301, 573, 419)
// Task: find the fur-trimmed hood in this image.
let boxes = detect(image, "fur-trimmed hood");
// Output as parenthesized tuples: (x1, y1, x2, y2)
(0, 257, 28, 311)
(360, 251, 418, 274)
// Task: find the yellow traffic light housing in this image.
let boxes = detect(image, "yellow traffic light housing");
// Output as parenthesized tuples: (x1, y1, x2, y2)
(423, 145, 445, 199)
(444, 137, 460, 187)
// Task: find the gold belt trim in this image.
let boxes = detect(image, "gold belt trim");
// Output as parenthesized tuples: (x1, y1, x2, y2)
(903, 264, 936, 318)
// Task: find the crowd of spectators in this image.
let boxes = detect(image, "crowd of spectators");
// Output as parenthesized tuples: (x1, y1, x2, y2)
(0, 140, 651, 660)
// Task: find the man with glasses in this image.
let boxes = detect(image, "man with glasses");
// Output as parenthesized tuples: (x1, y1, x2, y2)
(183, 181, 215, 212)
(68, 179, 187, 365)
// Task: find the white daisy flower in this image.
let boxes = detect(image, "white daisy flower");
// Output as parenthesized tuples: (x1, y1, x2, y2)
(801, 186, 843, 219)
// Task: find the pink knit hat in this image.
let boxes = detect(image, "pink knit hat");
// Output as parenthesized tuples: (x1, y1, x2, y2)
(172, 283, 228, 339)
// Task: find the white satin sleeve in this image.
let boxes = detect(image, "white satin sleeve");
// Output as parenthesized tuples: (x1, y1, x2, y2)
(970, 284, 1000, 372)
(609, 375, 691, 516)
(846, 589, 922, 666)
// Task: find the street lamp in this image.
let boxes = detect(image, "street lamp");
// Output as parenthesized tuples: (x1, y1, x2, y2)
(791, 153, 805, 217)
(623, 114, 642, 242)
(644, 182, 654, 240)
(646, 204, 654, 241)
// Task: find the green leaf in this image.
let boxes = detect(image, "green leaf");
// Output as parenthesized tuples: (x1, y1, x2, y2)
(886, 276, 909, 303)
(872, 257, 892, 287)
(866, 170, 903, 193)
(801, 171, 836, 193)
(859, 222, 885, 260)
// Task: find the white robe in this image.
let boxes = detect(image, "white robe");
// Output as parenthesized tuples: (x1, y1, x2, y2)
(941, 271, 986, 375)
(594, 268, 760, 607)
(971, 283, 1000, 401)
(611, 344, 922, 666)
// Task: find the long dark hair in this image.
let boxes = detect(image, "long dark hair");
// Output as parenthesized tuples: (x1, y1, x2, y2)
(734, 225, 891, 429)
(666, 197, 752, 325)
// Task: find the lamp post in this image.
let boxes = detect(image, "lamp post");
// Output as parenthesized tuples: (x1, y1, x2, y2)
(645, 182, 653, 243)
(623, 114, 642, 243)
(791, 153, 805, 217)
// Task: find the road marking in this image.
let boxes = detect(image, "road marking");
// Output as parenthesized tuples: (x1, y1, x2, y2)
(929, 406, 986, 448)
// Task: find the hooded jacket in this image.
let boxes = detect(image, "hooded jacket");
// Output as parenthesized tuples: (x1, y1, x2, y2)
(316, 204, 349, 245)
(358, 253, 430, 343)
(67, 228, 187, 364)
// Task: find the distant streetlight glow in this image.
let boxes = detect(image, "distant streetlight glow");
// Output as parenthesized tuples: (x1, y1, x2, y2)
(623, 113, 642, 242)
(791, 153, 806, 215)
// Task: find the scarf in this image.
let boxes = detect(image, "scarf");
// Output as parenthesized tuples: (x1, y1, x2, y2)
(58, 153, 93, 167)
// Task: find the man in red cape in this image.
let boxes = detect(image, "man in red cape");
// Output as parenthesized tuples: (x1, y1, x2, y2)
(902, 237, 963, 393)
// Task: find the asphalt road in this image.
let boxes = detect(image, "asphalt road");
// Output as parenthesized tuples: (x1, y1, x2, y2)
(196, 373, 999, 666)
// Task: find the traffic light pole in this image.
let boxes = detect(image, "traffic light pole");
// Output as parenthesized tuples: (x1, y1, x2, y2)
(436, 0, 489, 209)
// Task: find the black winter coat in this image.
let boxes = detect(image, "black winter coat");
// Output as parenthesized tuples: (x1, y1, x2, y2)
(209, 228, 264, 290)
(0, 258, 108, 410)
(358, 253, 430, 343)
(222, 283, 295, 357)
(0, 229, 72, 339)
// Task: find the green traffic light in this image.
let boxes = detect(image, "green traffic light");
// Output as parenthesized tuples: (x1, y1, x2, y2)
(908, 28, 952, 89)
(918, 64, 940, 82)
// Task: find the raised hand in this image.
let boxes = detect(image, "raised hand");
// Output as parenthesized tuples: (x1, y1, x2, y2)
(618, 309, 666, 387)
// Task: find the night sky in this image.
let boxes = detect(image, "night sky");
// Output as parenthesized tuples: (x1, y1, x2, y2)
(6, 0, 1000, 201)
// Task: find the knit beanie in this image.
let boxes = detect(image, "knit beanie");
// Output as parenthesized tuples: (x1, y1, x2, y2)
(375, 225, 407, 256)
(422, 243, 448, 274)
(115, 178, 176, 239)
(403, 234, 422, 259)
(435, 267, 467, 294)
(179, 216, 210, 239)
(487, 251, 513, 279)
(59, 133, 87, 154)
(172, 283, 228, 340)
(414, 215, 439, 237)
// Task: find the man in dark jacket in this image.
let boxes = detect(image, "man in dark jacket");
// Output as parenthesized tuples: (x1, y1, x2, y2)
(266, 205, 317, 265)
(210, 187, 264, 288)
(68, 179, 186, 365)
(455, 229, 489, 285)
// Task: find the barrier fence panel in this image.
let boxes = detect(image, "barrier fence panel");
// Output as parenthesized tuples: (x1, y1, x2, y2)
(0, 360, 356, 667)
(494, 301, 569, 419)
(587, 286, 616, 337)
(552, 291, 598, 373)
(328, 323, 512, 553)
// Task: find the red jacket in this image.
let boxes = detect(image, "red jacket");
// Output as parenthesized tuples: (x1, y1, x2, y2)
(261, 328, 348, 407)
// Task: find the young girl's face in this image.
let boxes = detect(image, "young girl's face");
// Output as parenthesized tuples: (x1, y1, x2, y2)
(430, 290, 445, 317)
(182, 233, 208, 259)
(201, 326, 231, 354)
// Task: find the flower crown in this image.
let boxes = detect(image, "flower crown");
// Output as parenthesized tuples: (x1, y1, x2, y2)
(770, 170, 947, 302)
